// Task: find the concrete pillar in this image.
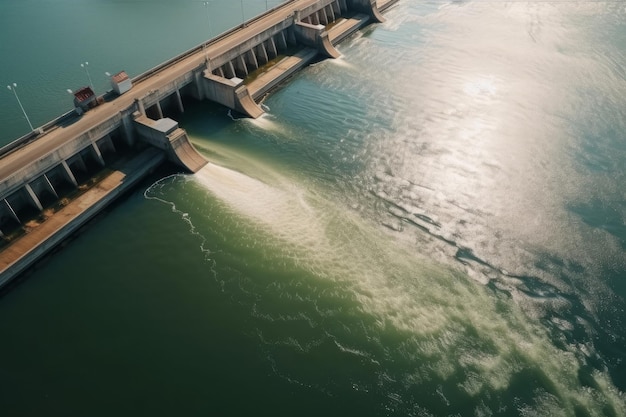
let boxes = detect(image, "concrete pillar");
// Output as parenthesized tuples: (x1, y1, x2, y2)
(311, 12, 320, 25)
(174, 89, 185, 113)
(320, 7, 329, 25)
(216, 67, 225, 78)
(332, 0, 341, 16)
(121, 113, 136, 146)
(277, 31, 288, 51)
(326, 4, 336, 22)
(91, 142, 106, 166)
(43, 174, 59, 199)
(256, 43, 269, 65)
(226, 61, 237, 79)
(61, 160, 79, 187)
(24, 184, 44, 211)
(3, 199, 21, 224)
(235, 55, 249, 77)
(137, 99, 146, 115)
(194, 70, 204, 100)
(246, 49, 259, 70)
(267, 37, 278, 59)
(155, 101, 164, 119)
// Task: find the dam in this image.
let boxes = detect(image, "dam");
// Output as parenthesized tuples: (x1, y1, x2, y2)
(0, 0, 399, 288)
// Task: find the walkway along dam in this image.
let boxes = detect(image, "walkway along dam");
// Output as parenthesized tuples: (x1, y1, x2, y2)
(0, 0, 399, 288)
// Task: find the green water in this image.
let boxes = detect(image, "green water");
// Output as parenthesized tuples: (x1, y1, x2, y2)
(1, 1, 626, 416)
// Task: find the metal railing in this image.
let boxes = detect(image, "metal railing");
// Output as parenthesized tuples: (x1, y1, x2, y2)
(1, 0, 300, 158)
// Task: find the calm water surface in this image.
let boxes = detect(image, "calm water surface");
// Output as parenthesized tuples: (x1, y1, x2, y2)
(1, 1, 625, 416)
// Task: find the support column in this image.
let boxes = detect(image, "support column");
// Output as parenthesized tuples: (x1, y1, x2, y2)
(61, 160, 79, 187)
(43, 174, 59, 199)
(121, 113, 136, 146)
(91, 142, 106, 166)
(155, 101, 164, 119)
(277, 31, 288, 50)
(225, 61, 236, 79)
(311, 12, 320, 25)
(267, 37, 278, 59)
(235, 55, 249, 77)
(320, 8, 329, 25)
(246, 49, 259, 70)
(3, 199, 21, 224)
(24, 184, 44, 211)
(327, 4, 336, 22)
(332, 0, 341, 16)
(175, 89, 185, 113)
(137, 99, 146, 115)
(256, 43, 269, 65)
(194, 71, 204, 100)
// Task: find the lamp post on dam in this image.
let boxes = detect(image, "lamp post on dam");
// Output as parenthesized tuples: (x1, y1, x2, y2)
(81, 61, 95, 91)
(0, 0, 400, 289)
(7, 83, 34, 132)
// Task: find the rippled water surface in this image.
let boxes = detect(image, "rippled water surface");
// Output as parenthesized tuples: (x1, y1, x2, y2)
(1, 1, 625, 416)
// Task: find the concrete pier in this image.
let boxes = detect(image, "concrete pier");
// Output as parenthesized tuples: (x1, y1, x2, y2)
(0, 0, 400, 289)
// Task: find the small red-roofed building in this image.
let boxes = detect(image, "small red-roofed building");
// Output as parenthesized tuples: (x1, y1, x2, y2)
(72, 86, 97, 113)
(110, 71, 132, 95)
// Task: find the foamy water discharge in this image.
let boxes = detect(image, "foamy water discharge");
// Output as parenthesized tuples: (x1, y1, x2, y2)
(145, 1, 626, 414)
(146, 160, 625, 415)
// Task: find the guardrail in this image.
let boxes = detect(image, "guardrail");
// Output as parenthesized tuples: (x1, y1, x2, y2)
(131, 0, 299, 85)
(0, 0, 300, 159)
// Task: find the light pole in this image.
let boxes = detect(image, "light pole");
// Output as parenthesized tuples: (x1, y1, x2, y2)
(240, 0, 245, 25)
(203, 1, 212, 37)
(81, 61, 94, 91)
(7, 83, 34, 131)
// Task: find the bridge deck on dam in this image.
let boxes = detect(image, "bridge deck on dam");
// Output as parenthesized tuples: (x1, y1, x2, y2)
(0, 0, 393, 187)
(0, 148, 165, 289)
(0, 0, 400, 287)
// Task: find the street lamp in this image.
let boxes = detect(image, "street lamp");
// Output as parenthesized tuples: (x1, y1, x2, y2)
(203, 1, 212, 37)
(7, 83, 34, 131)
(240, 0, 245, 25)
(81, 61, 94, 91)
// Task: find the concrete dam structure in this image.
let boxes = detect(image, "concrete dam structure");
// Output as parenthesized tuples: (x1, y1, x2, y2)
(0, 0, 399, 288)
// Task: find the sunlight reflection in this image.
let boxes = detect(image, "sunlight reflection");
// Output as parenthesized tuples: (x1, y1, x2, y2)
(463, 76, 497, 98)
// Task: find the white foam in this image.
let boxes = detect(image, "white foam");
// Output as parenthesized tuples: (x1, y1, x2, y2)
(154, 161, 625, 415)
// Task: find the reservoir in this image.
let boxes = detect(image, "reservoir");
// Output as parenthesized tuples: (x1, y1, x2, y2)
(1, 1, 625, 416)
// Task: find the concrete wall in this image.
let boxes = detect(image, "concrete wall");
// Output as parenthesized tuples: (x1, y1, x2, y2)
(133, 114, 207, 173)
(0, 113, 124, 200)
(203, 73, 242, 109)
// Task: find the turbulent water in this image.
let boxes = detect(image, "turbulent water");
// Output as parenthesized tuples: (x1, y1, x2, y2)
(1, 1, 626, 416)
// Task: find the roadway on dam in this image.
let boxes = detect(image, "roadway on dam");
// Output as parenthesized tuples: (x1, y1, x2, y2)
(0, 0, 353, 186)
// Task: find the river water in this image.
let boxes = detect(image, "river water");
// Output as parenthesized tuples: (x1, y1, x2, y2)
(1, 1, 625, 416)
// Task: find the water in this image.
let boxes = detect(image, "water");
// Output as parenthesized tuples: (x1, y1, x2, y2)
(1, 1, 626, 416)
